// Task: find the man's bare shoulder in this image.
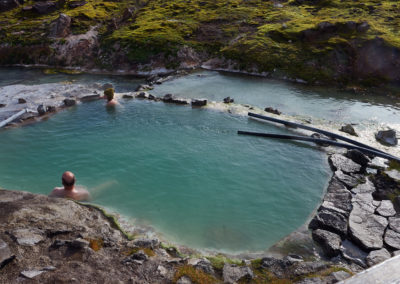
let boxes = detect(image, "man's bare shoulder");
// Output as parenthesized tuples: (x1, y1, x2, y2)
(49, 187, 65, 197)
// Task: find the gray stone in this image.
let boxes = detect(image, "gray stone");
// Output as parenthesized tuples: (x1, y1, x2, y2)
(389, 217, 400, 233)
(340, 240, 368, 268)
(63, 98, 76, 107)
(195, 258, 215, 275)
(384, 229, 400, 250)
(292, 262, 328, 277)
(309, 209, 348, 237)
(320, 179, 352, 216)
(21, 270, 44, 279)
(329, 154, 362, 174)
(0, 239, 14, 268)
(284, 254, 303, 264)
(386, 169, 400, 182)
(349, 208, 388, 250)
(49, 13, 71, 38)
(345, 149, 370, 167)
(37, 104, 46, 116)
(222, 264, 253, 283)
(366, 248, 391, 267)
(351, 179, 375, 194)
(12, 229, 44, 246)
(176, 276, 192, 284)
(131, 251, 148, 261)
(330, 270, 351, 282)
(393, 250, 400, 256)
(136, 92, 148, 99)
(260, 257, 290, 278)
(375, 129, 398, 146)
(264, 107, 281, 115)
(132, 238, 159, 249)
(376, 200, 396, 217)
(80, 94, 100, 102)
(157, 265, 167, 277)
(71, 238, 89, 249)
(191, 99, 207, 107)
(46, 106, 56, 112)
(296, 278, 323, 284)
(223, 97, 234, 104)
(368, 157, 389, 169)
(18, 98, 27, 104)
(334, 170, 360, 189)
(312, 229, 341, 257)
(0, 104, 6, 108)
(340, 124, 358, 136)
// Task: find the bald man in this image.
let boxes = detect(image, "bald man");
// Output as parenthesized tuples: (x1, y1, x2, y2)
(49, 171, 90, 201)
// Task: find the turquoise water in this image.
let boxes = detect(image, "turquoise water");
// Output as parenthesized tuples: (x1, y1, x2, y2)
(0, 99, 330, 252)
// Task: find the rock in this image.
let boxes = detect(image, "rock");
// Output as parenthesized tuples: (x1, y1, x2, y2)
(384, 229, 400, 250)
(368, 157, 389, 169)
(191, 99, 207, 107)
(393, 250, 400, 256)
(121, 7, 135, 21)
(340, 240, 368, 268)
(292, 262, 328, 277)
(309, 209, 348, 237)
(222, 264, 253, 284)
(131, 251, 148, 261)
(386, 170, 400, 182)
(18, 98, 26, 104)
(283, 254, 303, 264)
(345, 149, 370, 167)
(0, 104, 6, 108)
(132, 238, 159, 249)
(176, 276, 192, 284)
(135, 84, 153, 91)
(264, 107, 281, 115)
(329, 154, 362, 174)
(11, 228, 44, 246)
(352, 192, 376, 214)
(375, 129, 398, 146)
(376, 200, 396, 217)
(0, 239, 14, 269)
(351, 179, 375, 194)
(32, 1, 57, 14)
(46, 106, 56, 112)
(312, 229, 342, 257)
(49, 13, 71, 38)
(71, 238, 89, 249)
(21, 270, 44, 279)
(330, 270, 351, 282)
(63, 98, 76, 107)
(148, 94, 156, 100)
(102, 83, 114, 90)
(223, 97, 234, 104)
(320, 178, 352, 216)
(340, 124, 358, 136)
(157, 265, 168, 277)
(67, 0, 86, 8)
(122, 95, 134, 99)
(334, 170, 360, 189)
(0, 0, 23, 12)
(37, 104, 46, 116)
(371, 170, 400, 201)
(366, 248, 391, 267)
(136, 92, 148, 99)
(260, 257, 290, 278)
(349, 209, 388, 250)
(389, 217, 400, 233)
(194, 258, 214, 275)
(80, 94, 100, 102)
(357, 21, 370, 33)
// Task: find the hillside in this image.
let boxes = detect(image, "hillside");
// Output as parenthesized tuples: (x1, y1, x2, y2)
(1, 0, 400, 85)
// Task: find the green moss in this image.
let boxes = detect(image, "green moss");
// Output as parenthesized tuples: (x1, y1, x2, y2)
(173, 265, 221, 284)
(389, 161, 400, 171)
(205, 254, 242, 271)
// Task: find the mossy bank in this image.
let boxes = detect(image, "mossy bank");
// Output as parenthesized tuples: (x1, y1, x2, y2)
(1, 0, 400, 87)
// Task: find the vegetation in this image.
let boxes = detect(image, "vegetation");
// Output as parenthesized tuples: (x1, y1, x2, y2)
(173, 265, 220, 284)
(0, 0, 399, 84)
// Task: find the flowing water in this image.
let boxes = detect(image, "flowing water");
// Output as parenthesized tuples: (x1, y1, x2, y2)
(0, 67, 399, 253)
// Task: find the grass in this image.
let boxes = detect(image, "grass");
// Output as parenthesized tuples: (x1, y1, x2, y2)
(173, 265, 220, 284)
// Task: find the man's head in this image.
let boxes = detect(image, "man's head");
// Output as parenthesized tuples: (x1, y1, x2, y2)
(62, 171, 75, 189)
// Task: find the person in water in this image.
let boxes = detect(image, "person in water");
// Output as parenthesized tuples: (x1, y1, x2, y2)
(103, 88, 118, 107)
(49, 171, 90, 201)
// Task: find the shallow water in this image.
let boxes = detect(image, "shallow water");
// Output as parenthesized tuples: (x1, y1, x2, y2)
(0, 100, 330, 252)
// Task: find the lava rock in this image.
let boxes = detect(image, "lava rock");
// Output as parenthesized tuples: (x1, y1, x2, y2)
(63, 98, 76, 107)
(191, 99, 207, 107)
(384, 229, 400, 250)
(223, 97, 234, 104)
(0, 239, 14, 269)
(49, 13, 71, 38)
(329, 154, 362, 174)
(345, 149, 370, 168)
(366, 248, 391, 267)
(309, 209, 348, 237)
(264, 107, 281, 115)
(37, 104, 46, 116)
(312, 229, 341, 257)
(375, 129, 398, 146)
(340, 124, 358, 136)
(222, 264, 253, 284)
(376, 200, 396, 217)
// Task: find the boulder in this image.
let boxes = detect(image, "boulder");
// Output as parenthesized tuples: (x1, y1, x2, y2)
(334, 170, 360, 189)
(340, 240, 368, 268)
(67, 0, 86, 8)
(386, 169, 400, 182)
(291, 262, 328, 277)
(32, 1, 57, 14)
(376, 200, 396, 217)
(345, 149, 370, 167)
(366, 248, 391, 267)
(389, 217, 400, 233)
(309, 209, 348, 237)
(46, 106, 56, 112)
(264, 107, 281, 115)
(0, 104, 6, 108)
(11, 228, 44, 246)
(135, 84, 153, 92)
(223, 97, 234, 104)
(340, 124, 358, 136)
(131, 238, 159, 249)
(194, 258, 214, 275)
(312, 229, 341, 257)
(320, 178, 352, 216)
(37, 104, 46, 115)
(222, 264, 253, 284)
(191, 99, 207, 107)
(375, 129, 398, 146)
(18, 98, 27, 104)
(329, 154, 362, 174)
(0, 239, 14, 269)
(329, 271, 351, 282)
(351, 179, 375, 194)
(368, 157, 389, 169)
(384, 229, 400, 250)
(63, 98, 76, 107)
(260, 257, 291, 278)
(49, 13, 71, 38)
(136, 92, 148, 99)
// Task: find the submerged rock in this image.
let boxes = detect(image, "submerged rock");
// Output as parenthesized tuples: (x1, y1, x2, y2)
(340, 240, 368, 268)
(223, 97, 234, 104)
(375, 129, 398, 146)
(191, 99, 207, 107)
(366, 248, 391, 267)
(340, 124, 358, 136)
